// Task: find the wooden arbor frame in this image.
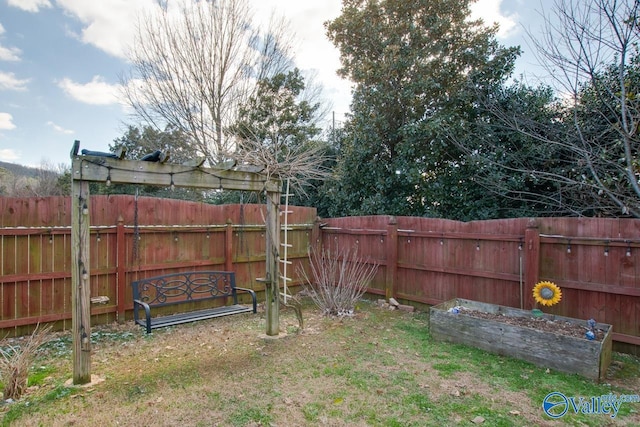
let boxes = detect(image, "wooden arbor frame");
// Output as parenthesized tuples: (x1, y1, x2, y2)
(70, 141, 282, 384)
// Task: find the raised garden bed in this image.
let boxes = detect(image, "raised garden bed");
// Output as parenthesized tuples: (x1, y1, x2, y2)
(430, 298, 612, 380)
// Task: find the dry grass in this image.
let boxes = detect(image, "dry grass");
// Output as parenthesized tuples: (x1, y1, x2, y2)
(0, 324, 52, 400)
(2, 300, 639, 427)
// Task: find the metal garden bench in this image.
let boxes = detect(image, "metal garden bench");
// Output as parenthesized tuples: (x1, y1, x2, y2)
(131, 271, 257, 334)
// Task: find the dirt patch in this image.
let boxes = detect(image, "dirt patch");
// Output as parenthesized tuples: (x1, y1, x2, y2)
(436, 371, 557, 427)
(457, 307, 605, 341)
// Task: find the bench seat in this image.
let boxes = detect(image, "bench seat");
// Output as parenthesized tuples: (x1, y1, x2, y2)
(131, 271, 256, 333)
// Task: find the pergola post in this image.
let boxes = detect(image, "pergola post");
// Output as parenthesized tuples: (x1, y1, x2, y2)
(264, 189, 281, 336)
(71, 178, 92, 385)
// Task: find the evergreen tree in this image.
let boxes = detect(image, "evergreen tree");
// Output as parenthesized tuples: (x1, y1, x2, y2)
(324, 0, 520, 218)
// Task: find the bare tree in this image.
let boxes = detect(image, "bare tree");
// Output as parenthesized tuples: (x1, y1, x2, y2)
(464, 0, 640, 217)
(122, 0, 294, 165)
(528, 0, 640, 216)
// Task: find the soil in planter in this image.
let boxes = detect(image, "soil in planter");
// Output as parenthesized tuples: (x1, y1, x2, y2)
(457, 308, 606, 341)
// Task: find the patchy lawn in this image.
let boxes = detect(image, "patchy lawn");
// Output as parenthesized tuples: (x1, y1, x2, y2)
(2, 299, 640, 426)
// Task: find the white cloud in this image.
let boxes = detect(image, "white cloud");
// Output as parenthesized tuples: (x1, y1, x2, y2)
(7, 0, 53, 13)
(0, 71, 29, 91)
(0, 23, 22, 61)
(0, 45, 21, 61)
(470, 0, 519, 39)
(58, 75, 120, 105)
(55, 0, 156, 58)
(0, 148, 20, 161)
(46, 121, 74, 134)
(0, 113, 16, 130)
(253, 0, 349, 118)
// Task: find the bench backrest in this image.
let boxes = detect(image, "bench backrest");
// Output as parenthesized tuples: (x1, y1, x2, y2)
(131, 271, 238, 307)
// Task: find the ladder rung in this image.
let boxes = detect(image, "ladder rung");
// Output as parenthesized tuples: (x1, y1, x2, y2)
(279, 259, 293, 265)
(281, 243, 293, 247)
(280, 276, 293, 282)
(282, 210, 294, 214)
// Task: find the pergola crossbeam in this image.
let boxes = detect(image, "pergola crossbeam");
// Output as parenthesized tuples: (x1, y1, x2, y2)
(72, 156, 280, 192)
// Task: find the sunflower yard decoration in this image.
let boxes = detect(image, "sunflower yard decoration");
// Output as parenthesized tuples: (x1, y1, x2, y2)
(532, 281, 562, 307)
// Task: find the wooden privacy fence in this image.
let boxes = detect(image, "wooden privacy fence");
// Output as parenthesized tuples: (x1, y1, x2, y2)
(3, 197, 640, 354)
(320, 216, 640, 354)
(0, 196, 317, 337)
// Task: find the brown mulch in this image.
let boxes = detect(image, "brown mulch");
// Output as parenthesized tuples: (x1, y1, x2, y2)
(457, 308, 606, 341)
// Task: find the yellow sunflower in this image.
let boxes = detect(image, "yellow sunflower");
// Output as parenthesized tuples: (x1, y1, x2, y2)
(532, 281, 562, 307)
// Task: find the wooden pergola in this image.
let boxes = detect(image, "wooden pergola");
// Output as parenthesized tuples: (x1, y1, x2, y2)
(70, 141, 282, 384)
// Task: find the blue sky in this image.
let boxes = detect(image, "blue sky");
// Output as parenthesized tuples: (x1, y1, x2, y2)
(0, 0, 548, 168)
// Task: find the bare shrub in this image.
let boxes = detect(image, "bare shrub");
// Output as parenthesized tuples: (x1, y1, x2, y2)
(299, 246, 379, 317)
(0, 324, 53, 400)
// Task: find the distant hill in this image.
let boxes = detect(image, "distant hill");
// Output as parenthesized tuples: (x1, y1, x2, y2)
(0, 161, 41, 178)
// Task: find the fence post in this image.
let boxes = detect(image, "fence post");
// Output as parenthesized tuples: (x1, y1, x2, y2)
(311, 216, 322, 254)
(225, 219, 233, 272)
(385, 216, 398, 301)
(116, 216, 126, 323)
(524, 219, 540, 310)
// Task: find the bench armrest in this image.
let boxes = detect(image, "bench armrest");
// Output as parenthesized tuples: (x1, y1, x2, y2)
(133, 299, 152, 334)
(235, 287, 257, 313)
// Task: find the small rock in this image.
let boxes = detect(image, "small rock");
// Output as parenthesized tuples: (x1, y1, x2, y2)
(377, 299, 387, 307)
(509, 410, 520, 416)
(388, 305, 397, 310)
(389, 298, 400, 307)
(398, 304, 415, 312)
(471, 416, 485, 424)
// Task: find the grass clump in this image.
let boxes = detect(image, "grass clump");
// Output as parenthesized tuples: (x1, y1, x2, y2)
(0, 324, 52, 400)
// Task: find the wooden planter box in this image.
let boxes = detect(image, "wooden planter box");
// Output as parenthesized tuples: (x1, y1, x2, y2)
(430, 298, 612, 380)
